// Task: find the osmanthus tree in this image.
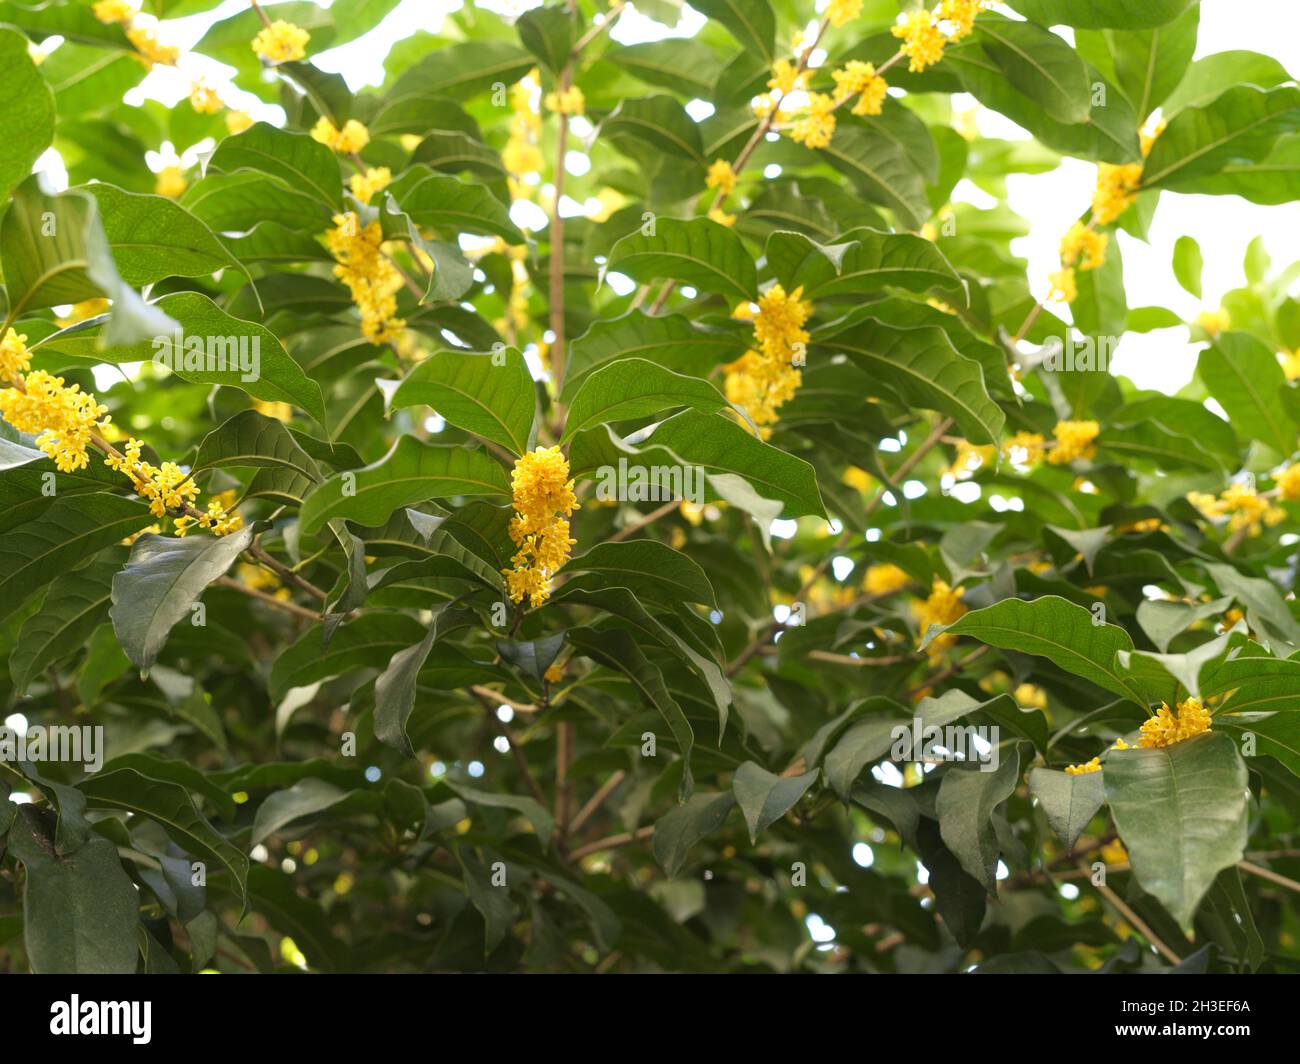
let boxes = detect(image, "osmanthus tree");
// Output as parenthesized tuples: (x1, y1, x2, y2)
(0, 0, 1299, 975)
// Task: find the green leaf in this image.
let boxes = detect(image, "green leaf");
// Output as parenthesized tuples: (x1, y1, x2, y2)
(607, 40, 722, 98)
(568, 626, 696, 799)
(207, 122, 342, 208)
(819, 319, 1005, 445)
(1104, 732, 1249, 928)
(653, 791, 737, 877)
(10, 551, 121, 695)
(40, 291, 327, 424)
(389, 348, 536, 455)
(1007, 0, 1197, 29)
(250, 778, 350, 847)
(82, 183, 244, 287)
(80, 767, 250, 909)
(1172, 235, 1203, 298)
(688, 0, 774, 60)
(373, 605, 475, 756)
(1198, 331, 1295, 456)
(496, 632, 565, 684)
(270, 612, 426, 700)
(937, 747, 1022, 894)
(639, 409, 827, 518)
(444, 782, 555, 847)
(458, 845, 513, 955)
(561, 311, 747, 402)
(1103, 4, 1200, 119)
(604, 217, 758, 302)
(385, 164, 523, 244)
(562, 358, 728, 443)
(194, 409, 322, 483)
(0, 494, 153, 626)
(1071, 235, 1126, 338)
(109, 528, 255, 674)
(1162, 50, 1293, 115)
(1, 176, 174, 345)
(1028, 767, 1104, 850)
(565, 540, 717, 609)
(0, 26, 55, 205)
(1143, 85, 1300, 190)
(732, 762, 818, 843)
(516, 4, 574, 73)
(825, 716, 901, 800)
(600, 96, 705, 164)
(768, 227, 966, 303)
(388, 40, 535, 100)
(976, 15, 1092, 124)
(299, 436, 510, 535)
(944, 595, 1148, 705)
(8, 808, 139, 974)
(820, 124, 931, 231)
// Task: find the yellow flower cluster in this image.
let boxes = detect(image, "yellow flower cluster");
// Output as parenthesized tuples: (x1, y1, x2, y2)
(1280, 349, 1300, 381)
(311, 117, 369, 154)
(863, 563, 910, 596)
(127, 24, 179, 67)
(1015, 682, 1048, 710)
(226, 111, 254, 135)
(1050, 222, 1108, 302)
(914, 579, 966, 637)
(1139, 117, 1166, 158)
(788, 92, 837, 149)
(348, 166, 392, 205)
(706, 159, 737, 197)
(252, 19, 310, 64)
(1188, 482, 1286, 536)
(104, 439, 241, 537)
(724, 285, 810, 437)
(827, 0, 862, 27)
(325, 212, 405, 344)
(1138, 697, 1212, 749)
(189, 81, 222, 115)
(503, 73, 544, 179)
(504, 446, 579, 606)
(545, 85, 585, 116)
(943, 439, 995, 479)
(1196, 308, 1230, 336)
(155, 165, 187, 199)
(0, 370, 108, 472)
(0, 330, 32, 380)
(891, 1, 987, 73)
(1277, 465, 1300, 502)
(831, 60, 888, 117)
(92, 0, 136, 23)
(1065, 757, 1100, 776)
(1046, 419, 1100, 464)
(1092, 162, 1143, 225)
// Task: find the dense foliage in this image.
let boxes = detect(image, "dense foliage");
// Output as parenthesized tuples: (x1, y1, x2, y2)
(1, 0, 1299, 974)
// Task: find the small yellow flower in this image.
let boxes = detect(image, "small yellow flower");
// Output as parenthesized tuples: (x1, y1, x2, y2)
(544, 663, 564, 684)
(767, 59, 807, 97)
(831, 61, 888, 117)
(325, 211, 406, 343)
(705, 159, 737, 197)
(348, 166, 392, 205)
(1195, 308, 1230, 336)
(1280, 349, 1300, 381)
(943, 439, 995, 480)
(0, 331, 33, 381)
(723, 284, 811, 436)
(707, 206, 736, 227)
(892, 9, 946, 73)
(1047, 267, 1077, 304)
(914, 579, 966, 638)
(1059, 222, 1107, 271)
(0, 371, 109, 472)
(1046, 420, 1100, 465)
(788, 92, 836, 149)
(225, 110, 254, 135)
(155, 165, 187, 199)
(1092, 162, 1143, 225)
(54, 299, 110, 329)
(92, 0, 136, 24)
(504, 446, 580, 606)
(1002, 431, 1046, 469)
(189, 81, 223, 115)
(1139, 116, 1166, 158)
(826, 0, 862, 28)
(252, 19, 310, 64)
(127, 24, 179, 67)
(1099, 838, 1127, 865)
(1276, 464, 1300, 502)
(863, 563, 910, 596)
(544, 85, 585, 115)
(1014, 683, 1048, 710)
(1065, 757, 1100, 776)
(1138, 697, 1211, 749)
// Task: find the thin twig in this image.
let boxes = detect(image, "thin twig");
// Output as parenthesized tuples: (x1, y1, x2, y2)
(569, 770, 625, 835)
(1079, 861, 1182, 965)
(215, 576, 320, 621)
(1238, 859, 1300, 894)
(567, 825, 655, 862)
(606, 498, 680, 544)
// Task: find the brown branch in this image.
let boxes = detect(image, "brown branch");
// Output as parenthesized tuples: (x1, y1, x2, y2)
(567, 825, 655, 862)
(1238, 859, 1300, 894)
(606, 498, 680, 544)
(569, 770, 625, 835)
(1078, 861, 1182, 965)
(215, 576, 320, 621)
(471, 688, 546, 805)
